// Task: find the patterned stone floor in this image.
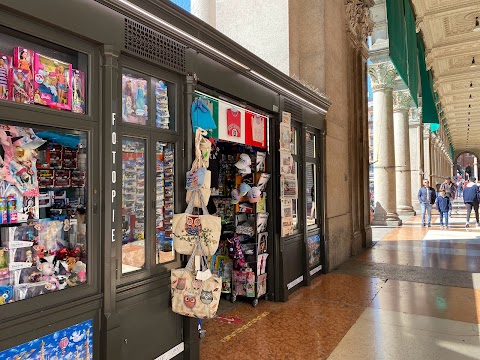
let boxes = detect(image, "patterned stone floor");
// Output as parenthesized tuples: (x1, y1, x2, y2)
(200, 200, 480, 360)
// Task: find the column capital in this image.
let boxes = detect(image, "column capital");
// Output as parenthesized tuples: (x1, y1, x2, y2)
(409, 107, 422, 125)
(345, 0, 374, 49)
(393, 90, 412, 112)
(423, 123, 430, 137)
(368, 62, 397, 91)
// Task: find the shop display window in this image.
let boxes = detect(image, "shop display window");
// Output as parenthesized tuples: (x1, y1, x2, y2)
(121, 138, 146, 274)
(306, 132, 316, 158)
(0, 26, 88, 114)
(121, 69, 175, 130)
(122, 72, 148, 125)
(306, 163, 317, 226)
(0, 123, 88, 305)
(156, 142, 175, 264)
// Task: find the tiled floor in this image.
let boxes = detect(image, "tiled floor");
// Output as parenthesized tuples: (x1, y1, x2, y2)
(200, 200, 480, 360)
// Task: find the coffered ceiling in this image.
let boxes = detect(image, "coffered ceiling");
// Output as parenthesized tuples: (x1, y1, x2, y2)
(412, 0, 480, 151)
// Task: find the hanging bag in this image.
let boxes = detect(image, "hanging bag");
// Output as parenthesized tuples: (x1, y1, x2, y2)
(171, 238, 221, 318)
(186, 128, 212, 206)
(173, 189, 221, 256)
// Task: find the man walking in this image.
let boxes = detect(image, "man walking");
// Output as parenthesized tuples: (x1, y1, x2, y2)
(418, 179, 436, 227)
(440, 176, 456, 217)
(463, 177, 480, 228)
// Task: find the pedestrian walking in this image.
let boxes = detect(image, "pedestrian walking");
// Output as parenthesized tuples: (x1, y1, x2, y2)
(463, 176, 480, 228)
(418, 179, 436, 227)
(435, 189, 450, 228)
(440, 176, 456, 217)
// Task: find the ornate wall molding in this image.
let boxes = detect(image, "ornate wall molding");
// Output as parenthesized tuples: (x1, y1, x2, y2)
(368, 62, 397, 91)
(393, 90, 412, 112)
(345, 0, 374, 48)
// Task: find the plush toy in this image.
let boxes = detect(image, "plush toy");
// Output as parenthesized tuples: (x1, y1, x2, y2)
(66, 260, 86, 287)
(38, 258, 59, 291)
(0, 285, 13, 305)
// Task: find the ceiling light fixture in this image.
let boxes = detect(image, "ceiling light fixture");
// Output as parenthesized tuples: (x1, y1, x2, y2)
(469, 104, 472, 108)
(472, 57, 477, 68)
(470, 94, 473, 99)
(470, 81, 474, 88)
(475, 17, 480, 32)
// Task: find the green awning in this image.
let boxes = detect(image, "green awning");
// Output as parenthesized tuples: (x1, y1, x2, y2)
(418, 34, 439, 125)
(450, 145, 454, 159)
(404, 0, 419, 106)
(386, 0, 408, 86)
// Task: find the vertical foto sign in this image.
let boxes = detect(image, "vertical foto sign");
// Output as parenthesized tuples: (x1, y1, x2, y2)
(111, 113, 117, 242)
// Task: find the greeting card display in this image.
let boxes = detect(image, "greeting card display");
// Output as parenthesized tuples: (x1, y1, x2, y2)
(0, 54, 12, 100)
(122, 74, 148, 125)
(72, 69, 85, 114)
(34, 54, 72, 110)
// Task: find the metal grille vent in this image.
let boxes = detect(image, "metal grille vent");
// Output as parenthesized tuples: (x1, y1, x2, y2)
(124, 18, 186, 73)
(284, 98, 303, 123)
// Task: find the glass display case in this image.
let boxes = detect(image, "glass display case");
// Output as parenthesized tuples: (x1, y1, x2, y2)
(0, 123, 88, 304)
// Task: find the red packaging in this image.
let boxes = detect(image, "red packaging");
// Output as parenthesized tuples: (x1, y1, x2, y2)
(54, 170, 70, 180)
(38, 169, 54, 187)
(54, 178, 70, 187)
(71, 178, 86, 188)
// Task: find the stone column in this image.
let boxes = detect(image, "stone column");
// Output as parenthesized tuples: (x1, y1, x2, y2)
(475, 157, 478, 179)
(368, 62, 402, 226)
(423, 124, 431, 182)
(393, 90, 415, 215)
(409, 107, 422, 210)
(191, 0, 217, 27)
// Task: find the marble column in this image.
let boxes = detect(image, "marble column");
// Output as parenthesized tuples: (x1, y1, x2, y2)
(368, 62, 402, 226)
(423, 124, 431, 182)
(409, 108, 423, 210)
(393, 90, 415, 215)
(191, 0, 217, 27)
(475, 157, 478, 179)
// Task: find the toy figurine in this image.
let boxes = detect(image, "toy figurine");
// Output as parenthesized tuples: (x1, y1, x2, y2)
(0, 55, 11, 100)
(56, 65, 67, 104)
(135, 80, 146, 115)
(72, 69, 85, 114)
(11, 69, 31, 104)
(123, 79, 134, 115)
(34, 54, 72, 110)
(15, 48, 34, 78)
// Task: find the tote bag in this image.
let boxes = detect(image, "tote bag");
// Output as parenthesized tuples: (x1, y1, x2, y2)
(173, 190, 221, 256)
(171, 239, 221, 318)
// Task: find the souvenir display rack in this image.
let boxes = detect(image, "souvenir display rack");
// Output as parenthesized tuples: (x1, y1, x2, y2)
(210, 144, 269, 307)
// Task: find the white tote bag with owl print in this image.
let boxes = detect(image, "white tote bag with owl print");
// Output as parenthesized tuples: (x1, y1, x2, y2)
(171, 239, 221, 319)
(172, 189, 221, 256)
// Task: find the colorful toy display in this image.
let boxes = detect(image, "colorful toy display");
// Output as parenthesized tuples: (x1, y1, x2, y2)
(72, 69, 85, 114)
(0, 123, 88, 305)
(0, 54, 12, 100)
(122, 74, 148, 125)
(34, 53, 72, 110)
